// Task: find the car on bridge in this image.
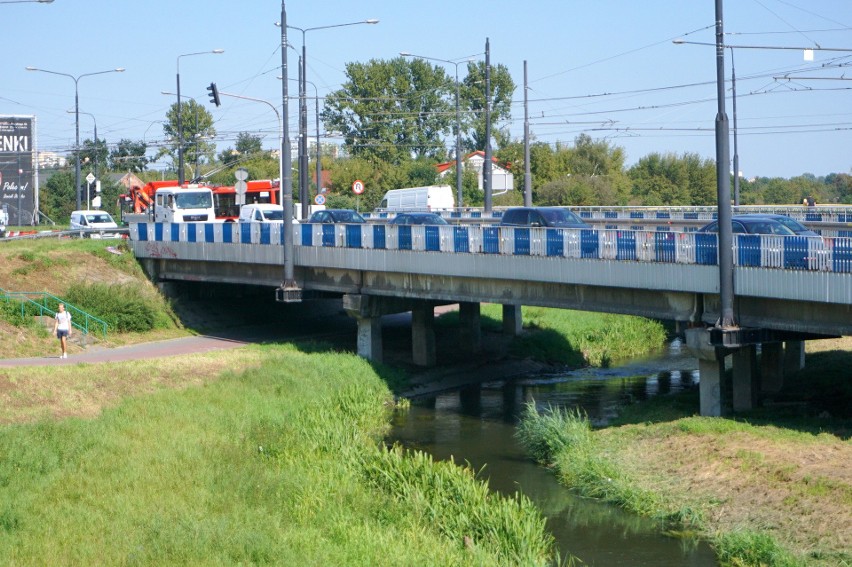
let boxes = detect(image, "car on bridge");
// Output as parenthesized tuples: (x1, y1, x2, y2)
(307, 209, 366, 224)
(499, 206, 590, 229)
(698, 215, 799, 235)
(732, 213, 819, 236)
(238, 204, 285, 223)
(388, 212, 449, 225)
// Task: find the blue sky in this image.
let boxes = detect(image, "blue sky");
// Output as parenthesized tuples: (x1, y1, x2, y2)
(3, 0, 851, 180)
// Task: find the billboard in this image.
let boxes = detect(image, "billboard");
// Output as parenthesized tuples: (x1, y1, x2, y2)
(0, 116, 37, 226)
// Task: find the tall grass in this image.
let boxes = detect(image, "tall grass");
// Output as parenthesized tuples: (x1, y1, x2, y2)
(515, 403, 698, 527)
(363, 445, 554, 565)
(715, 531, 804, 567)
(0, 345, 556, 565)
(448, 305, 668, 367)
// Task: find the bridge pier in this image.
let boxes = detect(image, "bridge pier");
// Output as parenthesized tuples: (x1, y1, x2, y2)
(355, 316, 383, 364)
(760, 342, 785, 393)
(459, 302, 482, 354)
(784, 340, 805, 373)
(503, 304, 523, 336)
(732, 345, 758, 412)
(412, 303, 436, 367)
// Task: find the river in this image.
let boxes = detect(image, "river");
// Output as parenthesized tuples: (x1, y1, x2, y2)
(389, 339, 719, 566)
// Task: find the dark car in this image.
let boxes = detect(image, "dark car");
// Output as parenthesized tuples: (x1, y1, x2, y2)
(499, 206, 590, 229)
(388, 212, 449, 225)
(697, 216, 797, 236)
(732, 214, 819, 236)
(307, 209, 366, 224)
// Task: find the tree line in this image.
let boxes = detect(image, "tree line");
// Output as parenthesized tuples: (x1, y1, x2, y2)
(37, 57, 852, 223)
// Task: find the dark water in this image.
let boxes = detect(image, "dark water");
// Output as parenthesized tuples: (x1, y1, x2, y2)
(389, 340, 719, 566)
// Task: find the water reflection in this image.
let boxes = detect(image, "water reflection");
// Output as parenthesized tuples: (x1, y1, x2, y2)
(389, 342, 718, 566)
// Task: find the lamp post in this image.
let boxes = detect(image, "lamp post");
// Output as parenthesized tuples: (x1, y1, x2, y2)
(286, 18, 378, 218)
(176, 49, 223, 185)
(69, 109, 97, 208)
(400, 51, 472, 208)
(730, 47, 740, 207)
(277, 0, 299, 302)
(26, 66, 124, 210)
(483, 37, 492, 213)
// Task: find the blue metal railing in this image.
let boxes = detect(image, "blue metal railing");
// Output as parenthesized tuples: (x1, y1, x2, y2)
(0, 288, 109, 339)
(130, 222, 852, 274)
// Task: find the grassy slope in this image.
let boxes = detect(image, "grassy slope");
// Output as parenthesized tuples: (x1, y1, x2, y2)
(0, 346, 554, 565)
(0, 238, 188, 358)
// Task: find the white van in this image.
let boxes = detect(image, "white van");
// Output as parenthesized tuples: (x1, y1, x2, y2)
(379, 185, 454, 211)
(239, 203, 284, 223)
(70, 210, 121, 238)
(153, 186, 216, 223)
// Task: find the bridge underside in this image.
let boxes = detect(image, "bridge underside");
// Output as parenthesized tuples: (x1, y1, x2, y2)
(136, 249, 846, 418)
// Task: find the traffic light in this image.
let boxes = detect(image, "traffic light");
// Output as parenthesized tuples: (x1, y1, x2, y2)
(207, 82, 221, 107)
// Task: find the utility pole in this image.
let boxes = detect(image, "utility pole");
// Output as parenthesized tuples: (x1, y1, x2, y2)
(483, 37, 492, 213)
(715, 0, 736, 329)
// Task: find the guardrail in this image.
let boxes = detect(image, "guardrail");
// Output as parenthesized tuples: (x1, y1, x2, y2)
(0, 228, 129, 241)
(0, 288, 109, 339)
(131, 222, 852, 274)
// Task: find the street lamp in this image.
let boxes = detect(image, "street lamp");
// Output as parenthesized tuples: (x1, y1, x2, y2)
(176, 49, 223, 185)
(401, 51, 474, 208)
(283, 18, 378, 218)
(26, 66, 124, 210)
(67, 109, 97, 208)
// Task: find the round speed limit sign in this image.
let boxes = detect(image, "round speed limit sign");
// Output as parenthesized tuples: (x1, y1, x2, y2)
(352, 179, 365, 195)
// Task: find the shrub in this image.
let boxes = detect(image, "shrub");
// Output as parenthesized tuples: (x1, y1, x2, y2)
(64, 282, 167, 333)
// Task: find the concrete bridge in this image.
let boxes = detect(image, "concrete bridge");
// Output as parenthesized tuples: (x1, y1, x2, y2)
(129, 220, 851, 417)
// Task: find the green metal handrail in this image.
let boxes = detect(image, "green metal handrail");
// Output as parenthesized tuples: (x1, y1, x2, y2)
(0, 288, 108, 339)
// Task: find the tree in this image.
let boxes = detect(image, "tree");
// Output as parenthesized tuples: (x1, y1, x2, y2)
(322, 57, 454, 164)
(39, 171, 76, 223)
(458, 60, 516, 152)
(628, 152, 714, 206)
(218, 132, 266, 167)
(567, 134, 625, 177)
(76, 137, 109, 176)
(109, 139, 149, 173)
(160, 99, 216, 173)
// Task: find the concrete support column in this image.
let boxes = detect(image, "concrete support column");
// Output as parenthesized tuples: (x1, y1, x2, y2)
(685, 327, 729, 417)
(761, 342, 784, 393)
(698, 357, 724, 417)
(459, 302, 482, 353)
(356, 316, 383, 364)
(503, 304, 522, 336)
(732, 345, 758, 412)
(784, 340, 806, 373)
(412, 303, 436, 367)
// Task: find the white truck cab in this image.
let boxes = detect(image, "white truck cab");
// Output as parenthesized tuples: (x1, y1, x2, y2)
(154, 186, 216, 223)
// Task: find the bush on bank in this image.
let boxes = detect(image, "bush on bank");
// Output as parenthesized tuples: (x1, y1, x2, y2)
(0, 345, 556, 565)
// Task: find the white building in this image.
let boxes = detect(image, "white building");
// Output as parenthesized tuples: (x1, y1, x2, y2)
(436, 151, 514, 193)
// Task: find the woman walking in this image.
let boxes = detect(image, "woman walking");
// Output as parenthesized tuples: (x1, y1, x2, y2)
(53, 303, 72, 359)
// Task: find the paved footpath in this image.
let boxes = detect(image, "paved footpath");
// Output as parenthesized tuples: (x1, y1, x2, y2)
(0, 334, 254, 368)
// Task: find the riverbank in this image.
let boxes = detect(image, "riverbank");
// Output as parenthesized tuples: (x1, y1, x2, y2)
(517, 338, 852, 567)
